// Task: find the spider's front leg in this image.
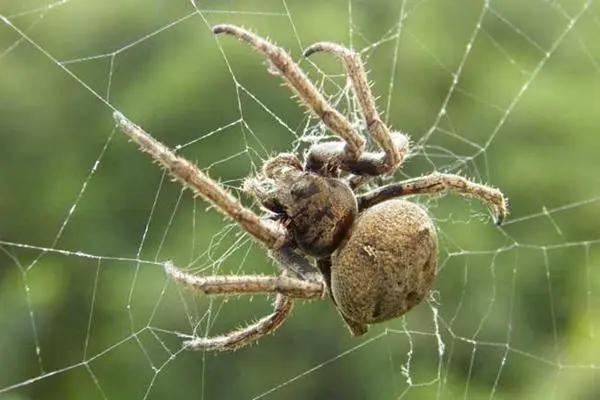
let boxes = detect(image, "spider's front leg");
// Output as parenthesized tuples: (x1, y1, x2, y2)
(212, 24, 366, 159)
(113, 112, 287, 249)
(304, 134, 408, 183)
(304, 42, 410, 180)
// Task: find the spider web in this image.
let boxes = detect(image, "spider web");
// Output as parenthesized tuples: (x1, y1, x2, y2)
(1, 0, 600, 398)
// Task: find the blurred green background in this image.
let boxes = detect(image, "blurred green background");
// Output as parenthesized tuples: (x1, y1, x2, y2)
(1, 0, 600, 399)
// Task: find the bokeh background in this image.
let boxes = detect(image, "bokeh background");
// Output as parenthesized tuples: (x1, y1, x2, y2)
(1, 0, 600, 399)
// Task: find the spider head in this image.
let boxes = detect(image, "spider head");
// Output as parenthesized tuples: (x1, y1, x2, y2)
(286, 173, 358, 258)
(247, 164, 357, 258)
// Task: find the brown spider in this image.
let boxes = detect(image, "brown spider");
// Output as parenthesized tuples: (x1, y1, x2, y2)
(113, 24, 508, 351)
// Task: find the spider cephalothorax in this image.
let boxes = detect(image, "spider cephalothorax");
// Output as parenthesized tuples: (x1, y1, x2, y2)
(114, 24, 508, 351)
(245, 156, 358, 259)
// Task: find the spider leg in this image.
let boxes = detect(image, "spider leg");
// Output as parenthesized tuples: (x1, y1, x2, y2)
(212, 24, 366, 159)
(185, 293, 293, 351)
(304, 42, 410, 174)
(113, 112, 286, 249)
(357, 172, 508, 225)
(165, 262, 323, 299)
(165, 262, 324, 351)
(305, 134, 407, 178)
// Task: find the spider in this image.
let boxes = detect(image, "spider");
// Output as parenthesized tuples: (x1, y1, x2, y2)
(113, 24, 508, 351)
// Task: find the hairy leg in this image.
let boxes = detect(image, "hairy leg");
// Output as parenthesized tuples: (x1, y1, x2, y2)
(184, 293, 293, 351)
(305, 133, 408, 178)
(114, 112, 287, 248)
(165, 261, 323, 299)
(165, 262, 324, 351)
(357, 172, 508, 225)
(304, 42, 410, 173)
(213, 24, 365, 159)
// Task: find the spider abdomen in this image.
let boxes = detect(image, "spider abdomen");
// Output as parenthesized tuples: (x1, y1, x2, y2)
(331, 199, 438, 324)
